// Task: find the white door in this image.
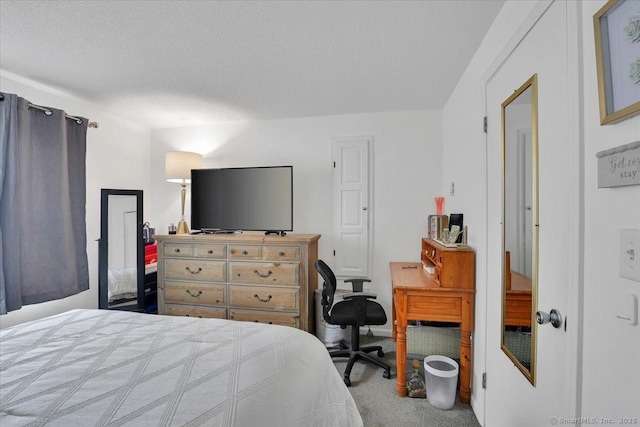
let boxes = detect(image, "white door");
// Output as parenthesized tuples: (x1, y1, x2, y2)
(332, 137, 371, 278)
(484, 1, 580, 425)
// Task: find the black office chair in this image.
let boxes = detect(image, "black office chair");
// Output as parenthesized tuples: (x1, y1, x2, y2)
(315, 259, 391, 386)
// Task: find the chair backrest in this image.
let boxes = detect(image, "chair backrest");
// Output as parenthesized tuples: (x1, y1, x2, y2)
(315, 259, 336, 323)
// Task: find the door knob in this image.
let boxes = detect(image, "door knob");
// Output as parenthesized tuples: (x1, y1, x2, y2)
(536, 309, 563, 328)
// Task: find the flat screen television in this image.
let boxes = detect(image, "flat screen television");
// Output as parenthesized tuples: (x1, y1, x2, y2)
(191, 166, 293, 234)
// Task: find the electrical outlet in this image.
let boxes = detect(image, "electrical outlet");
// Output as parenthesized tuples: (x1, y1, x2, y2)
(450, 182, 455, 196)
(620, 229, 640, 282)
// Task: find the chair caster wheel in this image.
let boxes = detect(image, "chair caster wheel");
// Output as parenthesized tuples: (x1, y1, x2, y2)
(378, 350, 384, 357)
(344, 377, 351, 387)
(383, 370, 391, 379)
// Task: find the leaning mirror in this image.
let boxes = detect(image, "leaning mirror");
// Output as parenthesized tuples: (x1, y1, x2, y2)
(98, 189, 144, 311)
(501, 74, 538, 384)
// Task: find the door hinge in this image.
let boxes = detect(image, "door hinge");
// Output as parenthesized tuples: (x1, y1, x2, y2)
(483, 116, 487, 133)
(482, 372, 487, 389)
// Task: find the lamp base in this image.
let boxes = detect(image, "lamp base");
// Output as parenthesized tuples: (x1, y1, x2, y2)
(177, 220, 190, 234)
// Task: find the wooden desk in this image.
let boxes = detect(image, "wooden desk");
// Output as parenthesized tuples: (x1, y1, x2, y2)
(505, 270, 532, 327)
(390, 262, 474, 403)
(505, 252, 533, 327)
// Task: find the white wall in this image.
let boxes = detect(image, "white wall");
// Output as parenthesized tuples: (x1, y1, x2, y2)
(443, 0, 640, 423)
(580, 0, 640, 418)
(149, 110, 443, 330)
(0, 72, 152, 328)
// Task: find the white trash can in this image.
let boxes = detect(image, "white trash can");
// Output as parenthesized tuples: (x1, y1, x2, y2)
(424, 355, 459, 410)
(314, 289, 350, 348)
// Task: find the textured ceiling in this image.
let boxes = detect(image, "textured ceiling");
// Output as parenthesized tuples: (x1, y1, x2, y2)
(0, 0, 505, 129)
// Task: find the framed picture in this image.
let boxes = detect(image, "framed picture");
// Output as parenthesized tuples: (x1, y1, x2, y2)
(593, 0, 640, 125)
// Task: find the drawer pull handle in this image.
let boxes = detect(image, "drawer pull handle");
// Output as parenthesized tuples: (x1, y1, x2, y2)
(253, 293, 272, 303)
(174, 248, 181, 253)
(242, 250, 248, 255)
(185, 290, 203, 298)
(278, 251, 285, 256)
(253, 269, 272, 278)
(186, 267, 202, 274)
(208, 250, 214, 254)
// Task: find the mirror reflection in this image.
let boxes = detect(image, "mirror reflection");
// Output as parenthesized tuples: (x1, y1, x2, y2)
(502, 74, 538, 384)
(99, 189, 147, 311)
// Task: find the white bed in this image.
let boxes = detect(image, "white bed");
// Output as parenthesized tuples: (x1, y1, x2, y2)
(107, 263, 158, 303)
(0, 309, 363, 427)
(107, 268, 138, 302)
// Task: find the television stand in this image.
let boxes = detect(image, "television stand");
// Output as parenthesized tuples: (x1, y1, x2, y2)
(265, 230, 287, 236)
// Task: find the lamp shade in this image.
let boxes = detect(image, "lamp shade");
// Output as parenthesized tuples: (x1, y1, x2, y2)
(165, 151, 203, 183)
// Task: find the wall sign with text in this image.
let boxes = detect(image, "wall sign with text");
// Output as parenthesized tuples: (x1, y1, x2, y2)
(596, 141, 640, 187)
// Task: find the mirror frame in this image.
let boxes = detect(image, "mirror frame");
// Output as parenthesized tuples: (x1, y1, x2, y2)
(501, 74, 539, 385)
(98, 189, 145, 311)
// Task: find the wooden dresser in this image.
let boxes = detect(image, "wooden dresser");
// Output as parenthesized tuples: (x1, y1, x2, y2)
(156, 233, 320, 333)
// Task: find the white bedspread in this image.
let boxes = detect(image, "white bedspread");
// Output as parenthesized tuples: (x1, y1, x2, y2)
(0, 309, 363, 427)
(107, 268, 137, 301)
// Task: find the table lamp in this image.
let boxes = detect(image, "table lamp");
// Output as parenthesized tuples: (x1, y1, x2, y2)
(165, 151, 203, 234)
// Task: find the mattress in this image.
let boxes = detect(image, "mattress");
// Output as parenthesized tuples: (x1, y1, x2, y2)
(0, 309, 363, 427)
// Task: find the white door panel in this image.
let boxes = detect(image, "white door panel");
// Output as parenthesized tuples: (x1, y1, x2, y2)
(332, 137, 371, 278)
(484, 1, 579, 425)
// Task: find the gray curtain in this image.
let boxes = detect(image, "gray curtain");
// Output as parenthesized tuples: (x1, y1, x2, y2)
(0, 92, 89, 314)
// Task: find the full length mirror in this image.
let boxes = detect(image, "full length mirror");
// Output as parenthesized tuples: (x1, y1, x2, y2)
(501, 74, 538, 384)
(99, 189, 145, 311)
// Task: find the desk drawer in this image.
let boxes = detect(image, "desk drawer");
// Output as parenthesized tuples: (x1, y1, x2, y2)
(229, 285, 298, 311)
(229, 262, 299, 286)
(164, 281, 225, 306)
(164, 259, 226, 282)
(407, 295, 463, 321)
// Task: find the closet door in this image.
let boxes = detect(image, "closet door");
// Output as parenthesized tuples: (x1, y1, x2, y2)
(331, 137, 372, 278)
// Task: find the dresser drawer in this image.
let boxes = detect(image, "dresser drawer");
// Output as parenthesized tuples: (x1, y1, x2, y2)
(164, 259, 226, 282)
(164, 243, 193, 257)
(229, 262, 299, 286)
(229, 285, 298, 311)
(263, 246, 300, 261)
(164, 281, 225, 305)
(194, 244, 227, 259)
(165, 304, 226, 319)
(229, 245, 262, 259)
(229, 309, 299, 328)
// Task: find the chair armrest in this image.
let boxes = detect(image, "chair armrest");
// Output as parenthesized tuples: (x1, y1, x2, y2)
(344, 278, 371, 292)
(342, 292, 377, 300)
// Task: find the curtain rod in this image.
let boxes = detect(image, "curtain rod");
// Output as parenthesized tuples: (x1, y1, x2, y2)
(0, 93, 100, 128)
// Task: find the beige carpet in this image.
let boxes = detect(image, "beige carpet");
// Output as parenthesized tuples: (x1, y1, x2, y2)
(330, 335, 481, 427)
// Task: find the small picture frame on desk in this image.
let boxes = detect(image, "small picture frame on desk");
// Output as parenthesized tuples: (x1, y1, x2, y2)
(449, 214, 464, 243)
